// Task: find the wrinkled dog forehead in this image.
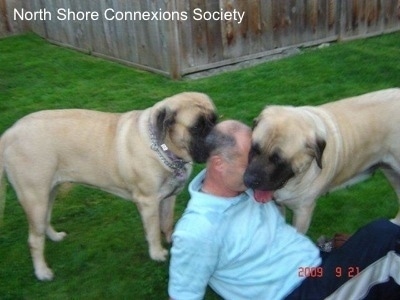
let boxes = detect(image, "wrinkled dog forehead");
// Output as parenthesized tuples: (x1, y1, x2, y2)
(251, 118, 283, 152)
(171, 108, 217, 135)
(168, 92, 216, 122)
(252, 107, 315, 144)
(168, 92, 215, 108)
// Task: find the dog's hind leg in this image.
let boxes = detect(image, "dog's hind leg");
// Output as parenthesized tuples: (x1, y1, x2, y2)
(16, 187, 55, 281)
(381, 168, 400, 226)
(45, 186, 67, 242)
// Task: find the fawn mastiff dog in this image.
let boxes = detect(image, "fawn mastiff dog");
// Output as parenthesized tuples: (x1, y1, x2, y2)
(244, 88, 400, 233)
(0, 92, 217, 280)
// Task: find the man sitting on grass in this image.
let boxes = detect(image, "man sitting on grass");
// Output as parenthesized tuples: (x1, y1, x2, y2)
(168, 120, 400, 300)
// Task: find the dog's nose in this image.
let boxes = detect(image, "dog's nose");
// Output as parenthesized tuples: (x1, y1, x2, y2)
(243, 172, 260, 188)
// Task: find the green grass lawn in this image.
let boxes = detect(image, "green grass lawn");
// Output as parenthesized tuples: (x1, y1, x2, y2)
(0, 32, 399, 299)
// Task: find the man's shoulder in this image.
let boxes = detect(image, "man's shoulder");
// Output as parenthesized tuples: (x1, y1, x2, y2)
(172, 207, 227, 249)
(176, 208, 222, 235)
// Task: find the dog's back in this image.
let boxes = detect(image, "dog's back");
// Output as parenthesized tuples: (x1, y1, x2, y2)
(321, 88, 400, 126)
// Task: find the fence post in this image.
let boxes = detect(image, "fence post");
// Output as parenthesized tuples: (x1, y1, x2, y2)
(0, 0, 11, 36)
(167, 0, 182, 79)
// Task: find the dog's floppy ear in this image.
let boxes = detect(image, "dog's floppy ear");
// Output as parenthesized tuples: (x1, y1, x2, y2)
(156, 108, 176, 141)
(252, 117, 259, 129)
(307, 136, 326, 169)
(312, 137, 326, 169)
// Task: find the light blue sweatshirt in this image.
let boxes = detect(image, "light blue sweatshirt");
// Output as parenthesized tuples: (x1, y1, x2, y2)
(169, 170, 321, 300)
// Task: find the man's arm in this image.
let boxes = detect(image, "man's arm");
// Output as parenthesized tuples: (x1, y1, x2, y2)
(168, 230, 219, 300)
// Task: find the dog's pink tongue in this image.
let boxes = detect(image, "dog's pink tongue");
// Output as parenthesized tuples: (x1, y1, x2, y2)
(253, 190, 274, 203)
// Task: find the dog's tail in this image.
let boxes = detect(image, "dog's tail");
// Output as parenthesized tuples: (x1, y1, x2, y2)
(0, 136, 6, 226)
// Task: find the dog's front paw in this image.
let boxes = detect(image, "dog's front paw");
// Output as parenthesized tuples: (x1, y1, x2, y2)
(46, 227, 67, 242)
(35, 266, 54, 281)
(150, 248, 168, 262)
(52, 231, 67, 242)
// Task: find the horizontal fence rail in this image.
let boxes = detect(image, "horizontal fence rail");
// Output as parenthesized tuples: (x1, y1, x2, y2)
(2, 0, 400, 78)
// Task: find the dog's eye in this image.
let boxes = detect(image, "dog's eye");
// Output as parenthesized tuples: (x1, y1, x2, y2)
(191, 114, 217, 136)
(190, 117, 206, 135)
(252, 144, 261, 155)
(269, 152, 282, 165)
(248, 144, 261, 162)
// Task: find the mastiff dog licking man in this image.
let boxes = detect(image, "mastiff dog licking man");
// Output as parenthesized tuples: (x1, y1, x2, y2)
(0, 92, 217, 281)
(244, 88, 400, 233)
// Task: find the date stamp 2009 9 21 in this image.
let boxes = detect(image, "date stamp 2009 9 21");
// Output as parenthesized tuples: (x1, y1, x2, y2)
(298, 266, 360, 278)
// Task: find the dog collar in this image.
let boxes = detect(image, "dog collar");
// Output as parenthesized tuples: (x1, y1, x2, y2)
(148, 123, 190, 176)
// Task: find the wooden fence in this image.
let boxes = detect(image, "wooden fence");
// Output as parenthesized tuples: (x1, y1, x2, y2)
(2, 0, 400, 78)
(0, 0, 26, 37)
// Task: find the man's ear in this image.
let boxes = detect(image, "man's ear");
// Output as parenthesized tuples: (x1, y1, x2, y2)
(156, 108, 176, 141)
(210, 155, 224, 172)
